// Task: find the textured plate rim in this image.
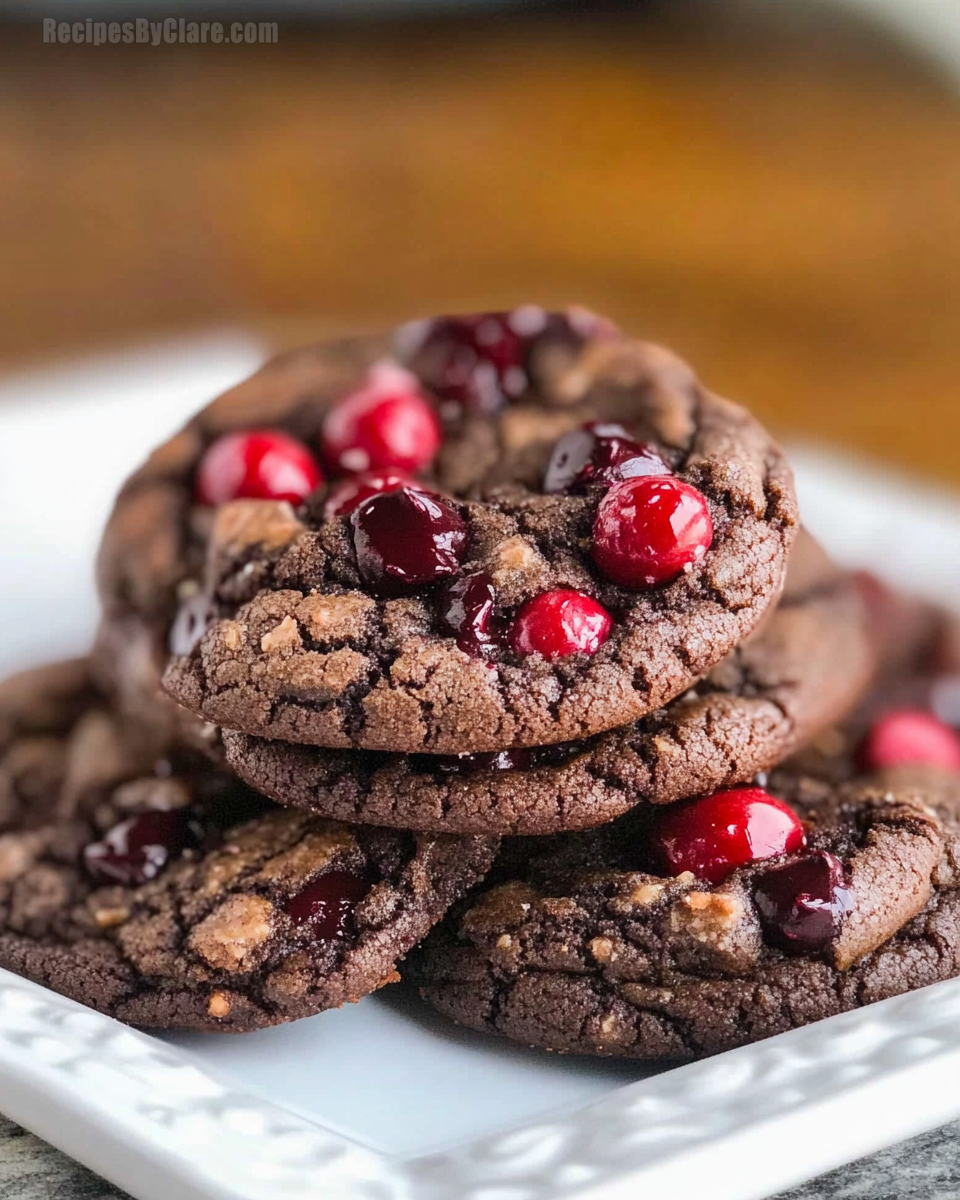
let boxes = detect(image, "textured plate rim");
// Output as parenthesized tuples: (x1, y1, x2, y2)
(6, 967, 960, 1200)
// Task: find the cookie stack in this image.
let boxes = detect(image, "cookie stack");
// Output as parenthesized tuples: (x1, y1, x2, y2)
(2, 309, 959, 1056)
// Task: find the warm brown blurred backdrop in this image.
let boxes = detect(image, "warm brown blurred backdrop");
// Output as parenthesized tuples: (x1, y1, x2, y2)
(1, 1, 959, 482)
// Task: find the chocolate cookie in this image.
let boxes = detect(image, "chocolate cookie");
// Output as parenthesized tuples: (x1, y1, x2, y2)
(118, 311, 797, 753)
(409, 762, 960, 1059)
(0, 660, 497, 1031)
(93, 334, 395, 753)
(782, 586, 960, 787)
(218, 531, 874, 834)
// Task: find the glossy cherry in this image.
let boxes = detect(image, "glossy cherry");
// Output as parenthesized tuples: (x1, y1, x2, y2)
(83, 809, 199, 886)
(323, 469, 421, 520)
(350, 486, 468, 596)
(438, 571, 497, 657)
(284, 870, 370, 941)
(860, 709, 960, 772)
(592, 475, 714, 590)
(195, 430, 323, 506)
(652, 787, 807, 885)
(510, 589, 613, 659)
(417, 312, 531, 413)
(544, 423, 671, 494)
(754, 851, 853, 953)
(321, 364, 441, 475)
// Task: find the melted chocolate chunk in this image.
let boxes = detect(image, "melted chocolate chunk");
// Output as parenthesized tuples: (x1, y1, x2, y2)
(410, 738, 590, 777)
(754, 851, 853, 953)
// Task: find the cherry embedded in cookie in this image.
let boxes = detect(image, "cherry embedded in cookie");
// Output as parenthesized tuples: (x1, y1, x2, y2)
(195, 430, 323, 506)
(860, 709, 960, 772)
(510, 589, 613, 659)
(438, 571, 497, 658)
(350, 486, 469, 596)
(284, 870, 370, 941)
(754, 851, 853, 953)
(592, 476, 714, 590)
(544, 423, 671, 494)
(416, 312, 531, 413)
(83, 809, 199, 886)
(321, 363, 441, 475)
(652, 787, 807, 885)
(323, 469, 421, 520)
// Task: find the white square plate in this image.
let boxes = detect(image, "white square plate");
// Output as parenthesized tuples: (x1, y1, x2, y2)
(2, 338, 960, 1200)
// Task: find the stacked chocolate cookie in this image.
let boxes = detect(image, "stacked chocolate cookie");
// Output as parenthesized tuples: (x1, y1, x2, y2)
(3, 308, 959, 1056)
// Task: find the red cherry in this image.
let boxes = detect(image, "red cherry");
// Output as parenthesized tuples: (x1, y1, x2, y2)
(321, 363, 441, 475)
(652, 787, 806, 885)
(83, 810, 200, 886)
(350, 486, 469, 596)
(510, 589, 613, 659)
(285, 870, 370, 941)
(417, 312, 531, 413)
(860, 709, 960, 772)
(323, 469, 422, 520)
(592, 476, 713, 590)
(195, 430, 323, 506)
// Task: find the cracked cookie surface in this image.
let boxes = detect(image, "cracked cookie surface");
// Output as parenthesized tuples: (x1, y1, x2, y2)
(0, 660, 497, 1031)
(108, 317, 798, 753)
(409, 609, 960, 1056)
(408, 762, 960, 1059)
(219, 531, 874, 834)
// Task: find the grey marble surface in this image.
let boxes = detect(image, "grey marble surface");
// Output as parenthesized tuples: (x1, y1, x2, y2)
(3, 1113, 960, 1200)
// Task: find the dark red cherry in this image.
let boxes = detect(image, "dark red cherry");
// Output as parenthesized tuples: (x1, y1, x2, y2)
(321, 363, 441, 475)
(284, 870, 370, 941)
(592, 475, 714, 590)
(323, 469, 421, 520)
(544, 423, 671, 495)
(417, 312, 531, 413)
(83, 809, 200, 886)
(754, 851, 853, 953)
(350, 487, 468, 596)
(510, 589, 613, 659)
(195, 430, 323, 506)
(860, 709, 960, 772)
(438, 572, 497, 657)
(652, 787, 807, 885)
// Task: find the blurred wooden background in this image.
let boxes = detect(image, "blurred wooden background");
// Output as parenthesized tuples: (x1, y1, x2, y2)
(1, 1, 959, 483)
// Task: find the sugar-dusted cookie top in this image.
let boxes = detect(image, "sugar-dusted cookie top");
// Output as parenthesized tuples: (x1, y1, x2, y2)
(94, 311, 797, 752)
(220, 531, 874, 833)
(0, 660, 496, 1031)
